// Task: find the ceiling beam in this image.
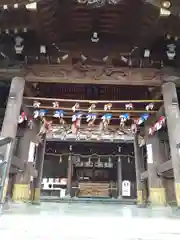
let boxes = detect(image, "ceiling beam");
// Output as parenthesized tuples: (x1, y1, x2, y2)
(0, 64, 180, 86)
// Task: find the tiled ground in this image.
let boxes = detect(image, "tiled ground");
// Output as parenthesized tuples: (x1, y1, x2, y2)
(0, 202, 180, 240)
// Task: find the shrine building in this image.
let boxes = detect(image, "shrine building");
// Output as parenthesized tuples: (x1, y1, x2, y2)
(0, 0, 180, 207)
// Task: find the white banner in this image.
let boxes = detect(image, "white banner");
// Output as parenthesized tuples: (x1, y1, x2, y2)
(122, 180, 131, 197)
(146, 144, 153, 164)
(28, 141, 36, 163)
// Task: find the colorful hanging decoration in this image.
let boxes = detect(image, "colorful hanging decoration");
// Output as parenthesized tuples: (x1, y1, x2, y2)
(18, 112, 27, 124)
(37, 117, 53, 142)
(100, 113, 112, 131)
(33, 109, 47, 119)
(88, 104, 96, 112)
(72, 112, 82, 122)
(28, 100, 159, 140)
(72, 112, 82, 135)
(33, 101, 41, 108)
(125, 103, 133, 110)
(72, 103, 80, 112)
(131, 123, 137, 134)
(119, 113, 129, 128)
(149, 116, 166, 135)
(28, 117, 34, 130)
(52, 101, 59, 108)
(102, 113, 112, 121)
(33, 110, 40, 119)
(145, 103, 154, 111)
(135, 113, 149, 125)
(86, 113, 97, 126)
(53, 110, 64, 118)
(104, 103, 112, 111)
(53, 110, 65, 125)
(40, 110, 48, 117)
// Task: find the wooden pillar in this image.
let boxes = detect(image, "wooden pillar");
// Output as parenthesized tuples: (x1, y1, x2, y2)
(66, 154, 72, 197)
(32, 138, 46, 203)
(134, 135, 147, 206)
(162, 82, 180, 207)
(12, 127, 38, 202)
(0, 77, 25, 204)
(146, 134, 167, 205)
(117, 156, 122, 198)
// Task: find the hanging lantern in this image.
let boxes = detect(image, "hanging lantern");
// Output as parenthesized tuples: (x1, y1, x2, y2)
(33, 101, 41, 108)
(59, 155, 62, 163)
(91, 32, 99, 43)
(125, 103, 133, 110)
(77, 155, 80, 163)
(52, 101, 59, 108)
(108, 156, 113, 168)
(166, 43, 176, 60)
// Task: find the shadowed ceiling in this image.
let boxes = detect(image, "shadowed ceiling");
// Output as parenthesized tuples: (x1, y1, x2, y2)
(0, 0, 180, 46)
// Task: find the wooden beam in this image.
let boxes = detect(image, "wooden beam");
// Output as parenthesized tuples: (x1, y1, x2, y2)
(24, 96, 163, 103)
(24, 65, 163, 86)
(0, 65, 163, 86)
(157, 160, 172, 174)
(140, 160, 173, 180)
(1, 64, 180, 86)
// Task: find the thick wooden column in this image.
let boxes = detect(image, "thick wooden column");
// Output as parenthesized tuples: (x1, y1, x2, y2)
(162, 82, 180, 207)
(66, 154, 72, 197)
(0, 77, 25, 203)
(12, 127, 38, 202)
(134, 135, 147, 206)
(117, 156, 123, 198)
(32, 139, 46, 203)
(146, 134, 167, 205)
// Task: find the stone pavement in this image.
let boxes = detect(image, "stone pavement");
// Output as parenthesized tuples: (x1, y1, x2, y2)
(0, 202, 180, 240)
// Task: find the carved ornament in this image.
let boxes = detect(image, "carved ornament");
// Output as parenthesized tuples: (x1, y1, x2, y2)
(24, 64, 163, 86)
